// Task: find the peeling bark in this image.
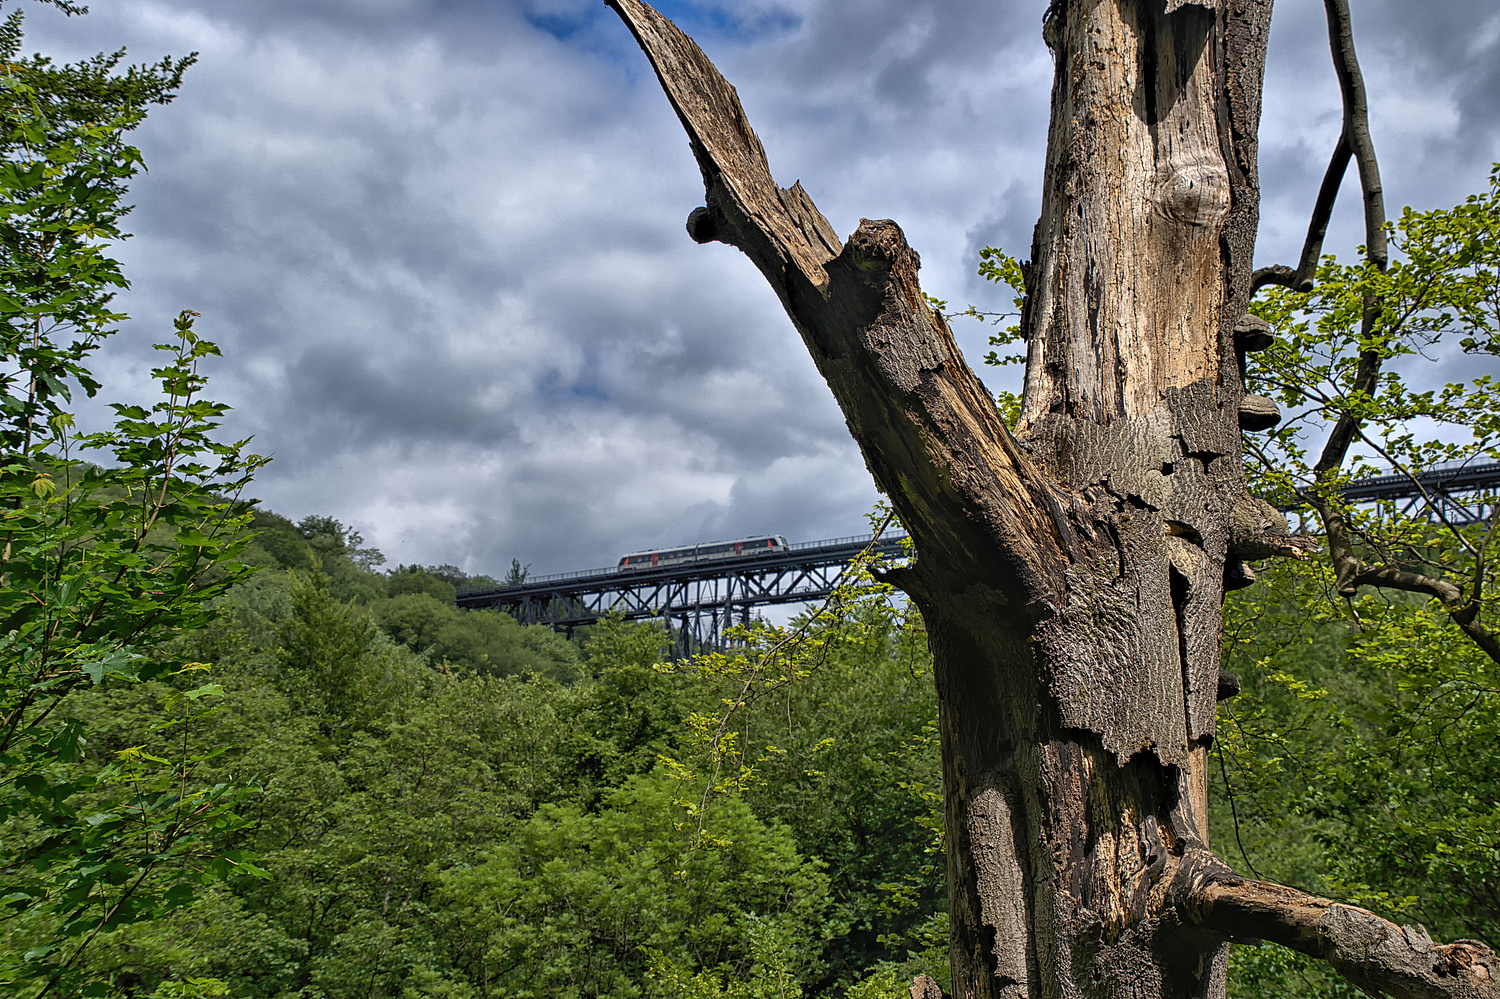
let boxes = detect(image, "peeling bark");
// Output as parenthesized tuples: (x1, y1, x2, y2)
(1176, 860, 1500, 999)
(599, 1, 1496, 997)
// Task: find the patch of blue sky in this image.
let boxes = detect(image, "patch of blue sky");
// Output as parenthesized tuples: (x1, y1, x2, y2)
(522, 0, 801, 50)
(537, 368, 611, 406)
(523, 8, 601, 43)
(647, 0, 802, 44)
(514, 0, 607, 43)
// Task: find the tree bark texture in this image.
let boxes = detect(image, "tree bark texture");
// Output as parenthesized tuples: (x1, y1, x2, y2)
(602, 1, 1499, 997)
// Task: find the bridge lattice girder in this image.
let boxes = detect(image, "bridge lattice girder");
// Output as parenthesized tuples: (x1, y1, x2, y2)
(456, 535, 907, 657)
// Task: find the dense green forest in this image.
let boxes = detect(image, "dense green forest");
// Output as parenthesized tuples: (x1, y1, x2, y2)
(1, 3, 1496, 997)
(35, 510, 1500, 999)
(48, 518, 949, 998)
(9, 494, 1500, 998)
(18, 498, 1500, 999)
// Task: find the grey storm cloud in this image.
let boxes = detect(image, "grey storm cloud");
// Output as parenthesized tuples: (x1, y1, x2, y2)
(17, 0, 1500, 577)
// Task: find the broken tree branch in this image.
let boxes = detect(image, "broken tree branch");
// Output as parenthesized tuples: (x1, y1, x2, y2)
(1179, 862, 1499, 999)
(605, 0, 1073, 606)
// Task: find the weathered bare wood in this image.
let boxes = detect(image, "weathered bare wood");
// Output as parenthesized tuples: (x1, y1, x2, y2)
(1247, 0, 1384, 291)
(599, 2, 1495, 998)
(1178, 863, 1500, 999)
(1323, 0, 1387, 271)
(909, 974, 947, 999)
(1251, 263, 1296, 291)
(607, 0, 1070, 614)
(604, 1, 1255, 996)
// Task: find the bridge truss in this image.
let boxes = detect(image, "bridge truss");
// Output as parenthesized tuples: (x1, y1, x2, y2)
(458, 461, 1500, 656)
(456, 532, 909, 658)
(1322, 461, 1500, 527)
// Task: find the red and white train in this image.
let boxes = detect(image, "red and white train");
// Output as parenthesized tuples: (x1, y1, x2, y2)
(617, 535, 790, 571)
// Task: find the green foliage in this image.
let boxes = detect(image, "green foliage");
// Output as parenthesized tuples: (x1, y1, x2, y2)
(436, 771, 835, 999)
(73, 635, 577, 997)
(0, 16, 192, 457)
(730, 598, 943, 989)
(297, 514, 385, 571)
(1226, 942, 1363, 999)
(1247, 166, 1500, 565)
(504, 557, 529, 586)
(1209, 172, 1500, 993)
(62, 596, 697, 997)
(428, 562, 500, 594)
(655, 522, 909, 843)
(637, 519, 944, 990)
(371, 592, 580, 680)
(144, 979, 230, 999)
(0, 7, 265, 994)
(971, 246, 1027, 426)
(645, 956, 910, 999)
(276, 570, 414, 731)
(386, 564, 457, 603)
(1220, 556, 1500, 995)
(45, 526, 949, 999)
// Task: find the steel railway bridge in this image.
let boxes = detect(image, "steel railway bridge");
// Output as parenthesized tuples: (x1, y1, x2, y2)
(457, 460, 1500, 654)
(457, 530, 910, 657)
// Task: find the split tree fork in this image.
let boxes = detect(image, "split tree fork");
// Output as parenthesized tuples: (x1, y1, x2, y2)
(602, 0, 1498, 996)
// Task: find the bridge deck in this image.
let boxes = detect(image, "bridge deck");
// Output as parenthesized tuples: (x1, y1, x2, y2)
(458, 531, 908, 609)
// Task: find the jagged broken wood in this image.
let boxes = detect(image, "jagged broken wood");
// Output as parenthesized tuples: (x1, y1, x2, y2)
(603, 0, 1499, 996)
(1178, 861, 1497, 999)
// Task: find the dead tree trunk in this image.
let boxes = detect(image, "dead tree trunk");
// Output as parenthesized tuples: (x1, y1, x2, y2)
(602, 1, 1500, 996)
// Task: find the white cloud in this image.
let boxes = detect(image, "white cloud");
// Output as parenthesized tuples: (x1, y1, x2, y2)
(17, 0, 1500, 578)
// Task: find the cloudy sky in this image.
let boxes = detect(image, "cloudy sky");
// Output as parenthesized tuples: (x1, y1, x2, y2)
(21, 0, 1500, 577)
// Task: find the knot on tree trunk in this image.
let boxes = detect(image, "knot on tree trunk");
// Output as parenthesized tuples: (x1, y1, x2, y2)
(844, 219, 925, 300)
(909, 973, 948, 999)
(685, 205, 724, 244)
(1437, 943, 1496, 983)
(1229, 495, 1318, 561)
